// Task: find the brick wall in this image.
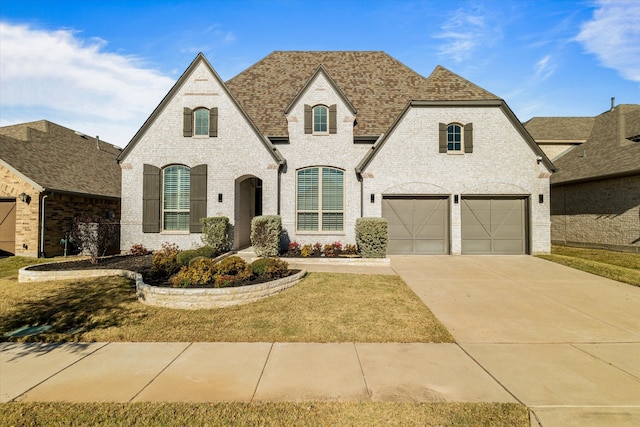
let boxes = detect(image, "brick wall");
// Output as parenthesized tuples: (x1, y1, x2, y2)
(42, 193, 120, 257)
(0, 164, 40, 256)
(551, 175, 640, 253)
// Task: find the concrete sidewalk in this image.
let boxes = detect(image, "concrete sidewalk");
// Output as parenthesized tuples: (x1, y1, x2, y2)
(392, 255, 640, 427)
(1, 342, 514, 404)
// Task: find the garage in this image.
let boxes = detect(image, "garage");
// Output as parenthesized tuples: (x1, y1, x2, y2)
(382, 196, 449, 254)
(461, 196, 528, 254)
(0, 200, 16, 255)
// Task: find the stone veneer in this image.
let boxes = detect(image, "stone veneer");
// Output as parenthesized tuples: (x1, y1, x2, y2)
(19, 263, 306, 310)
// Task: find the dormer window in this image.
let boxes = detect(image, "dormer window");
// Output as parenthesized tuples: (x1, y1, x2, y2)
(313, 105, 328, 134)
(439, 122, 473, 154)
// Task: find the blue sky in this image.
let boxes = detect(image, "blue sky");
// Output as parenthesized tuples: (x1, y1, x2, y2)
(1, 0, 638, 147)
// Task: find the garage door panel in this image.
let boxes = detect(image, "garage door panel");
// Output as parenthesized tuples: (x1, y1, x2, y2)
(0, 200, 16, 255)
(461, 197, 527, 254)
(383, 196, 449, 254)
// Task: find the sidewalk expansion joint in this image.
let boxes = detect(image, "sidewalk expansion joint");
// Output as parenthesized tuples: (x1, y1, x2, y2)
(128, 342, 193, 402)
(570, 343, 640, 381)
(353, 343, 372, 401)
(250, 342, 274, 402)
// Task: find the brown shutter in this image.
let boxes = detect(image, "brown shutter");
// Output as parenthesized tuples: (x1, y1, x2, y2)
(209, 107, 218, 137)
(183, 107, 193, 137)
(329, 104, 337, 134)
(142, 164, 161, 233)
(439, 123, 447, 153)
(190, 164, 207, 233)
(464, 123, 473, 153)
(304, 105, 312, 134)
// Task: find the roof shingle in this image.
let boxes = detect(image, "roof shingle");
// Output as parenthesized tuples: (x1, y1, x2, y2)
(0, 120, 121, 198)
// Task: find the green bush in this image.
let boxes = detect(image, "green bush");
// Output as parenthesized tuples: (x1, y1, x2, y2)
(214, 255, 247, 276)
(251, 215, 282, 257)
(301, 244, 313, 257)
(250, 257, 289, 279)
(169, 257, 216, 288)
(177, 246, 219, 266)
(201, 217, 231, 253)
(356, 218, 388, 258)
(152, 243, 181, 276)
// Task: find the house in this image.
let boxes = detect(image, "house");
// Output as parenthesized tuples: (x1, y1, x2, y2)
(118, 51, 554, 255)
(0, 120, 121, 257)
(523, 116, 595, 161)
(526, 104, 640, 253)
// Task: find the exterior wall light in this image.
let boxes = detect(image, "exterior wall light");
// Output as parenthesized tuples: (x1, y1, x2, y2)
(538, 194, 544, 203)
(370, 193, 375, 203)
(19, 193, 30, 203)
(454, 195, 459, 204)
(218, 193, 223, 203)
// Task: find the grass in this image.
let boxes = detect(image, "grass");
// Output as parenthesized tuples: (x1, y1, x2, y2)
(0, 259, 453, 343)
(537, 245, 640, 287)
(0, 402, 529, 426)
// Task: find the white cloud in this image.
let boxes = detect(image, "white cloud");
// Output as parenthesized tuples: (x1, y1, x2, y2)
(534, 55, 556, 81)
(433, 7, 502, 62)
(0, 22, 175, 146)
(575, 0, 640, 82)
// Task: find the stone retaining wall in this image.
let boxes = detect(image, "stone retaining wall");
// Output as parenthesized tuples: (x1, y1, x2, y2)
(19, 264, 306, 310)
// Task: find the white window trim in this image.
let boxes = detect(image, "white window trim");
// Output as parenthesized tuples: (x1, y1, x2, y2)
(296, 166, 345, 234)
(312, 105, 329, 135)
(447, 123, 464, 154)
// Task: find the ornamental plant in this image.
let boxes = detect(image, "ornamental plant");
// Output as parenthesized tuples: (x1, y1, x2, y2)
(300, 244, 313, 257)
(152, 243, 181, 276)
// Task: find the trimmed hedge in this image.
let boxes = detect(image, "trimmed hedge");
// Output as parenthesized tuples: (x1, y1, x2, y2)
(201, 217, 231, 253)
(356, 217, 388, 258)
(251, 215, 282, 257)
(176, 246, 219, 266)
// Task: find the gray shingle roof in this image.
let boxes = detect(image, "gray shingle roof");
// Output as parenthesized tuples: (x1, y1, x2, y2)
(0, 120, 121, 198)
(524, 117, 595, 141)
(550, 104, 640, 184)
(225, 51, 499, 137)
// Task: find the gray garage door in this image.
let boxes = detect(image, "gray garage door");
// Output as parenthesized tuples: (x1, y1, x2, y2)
(461, 197, 527, 254)
(382, 196, 449, 254)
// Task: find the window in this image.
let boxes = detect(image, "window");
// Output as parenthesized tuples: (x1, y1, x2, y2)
(447, 124, 462, 151)
(194, 108, 209, 136)
(297, 167, 344, 232)
(163, 165, 190, 231)
(183, 107, 218, 137)
(313, 106, 328, 133)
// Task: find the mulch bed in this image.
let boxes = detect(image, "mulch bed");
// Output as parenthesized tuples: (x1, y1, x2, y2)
(27, 254, 299, 288)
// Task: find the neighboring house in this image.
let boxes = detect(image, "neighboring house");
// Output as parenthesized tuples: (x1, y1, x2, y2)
(118, 51, 554, 255)
(523, 116, 595, 161)
(0, 120, 121, 257)
(527, 104, 640, 253)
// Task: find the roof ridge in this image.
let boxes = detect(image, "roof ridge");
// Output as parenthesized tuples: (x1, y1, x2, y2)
(425, 65, 500, 100)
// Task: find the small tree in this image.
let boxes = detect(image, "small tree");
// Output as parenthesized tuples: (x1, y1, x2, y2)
(71, 215, 119, 264)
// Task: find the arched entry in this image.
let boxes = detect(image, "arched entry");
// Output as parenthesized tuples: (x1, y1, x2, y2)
(234, 175, 262, 249)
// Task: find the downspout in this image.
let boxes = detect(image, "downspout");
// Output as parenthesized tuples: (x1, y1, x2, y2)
(40, 194, 48, 257)
(277, 165, 282, 215)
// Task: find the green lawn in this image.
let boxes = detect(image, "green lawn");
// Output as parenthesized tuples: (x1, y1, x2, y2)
(0, 402, 529, 427)
(537, 245, 640, 287)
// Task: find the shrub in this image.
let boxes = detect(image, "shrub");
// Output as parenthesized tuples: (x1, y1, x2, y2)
(313, 242, 323, 256)
(176, 246, 219, 266)
(196, 245, 219, 258)
(130, 244, 150, 256)
(288, 241, 301, 256)
(214, 255, 247, 276)
(152, 243, 181, 276)
(169, 257, 216, 288)
(251, 257, 289, 279)
(356, 217, 388, 258)
(332, 241, 343, 254)
(201, 217, 231, 253)
(251, 216, 282, 257)
(343, 243, 358, 255)
(71, 215, 119, 264)
(301, 244, 313, 257)
(323, 244, 335, 257)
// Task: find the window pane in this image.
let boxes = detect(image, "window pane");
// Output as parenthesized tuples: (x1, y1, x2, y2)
(322, 168, 343, 210)
(297, 168, 318, 210)
(194, 109, 209, 136)
(322, 213, 343, 231)
(297, 213, 318, 231)
(163, 165, 190, 231)
(313, 106, 327, 132)
(447, 124, 461, 151)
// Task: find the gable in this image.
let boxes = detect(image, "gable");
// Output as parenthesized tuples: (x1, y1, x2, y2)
(118, 53, 285, 166)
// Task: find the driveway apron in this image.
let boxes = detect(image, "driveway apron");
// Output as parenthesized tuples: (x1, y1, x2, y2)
(391, 255, 640, 427)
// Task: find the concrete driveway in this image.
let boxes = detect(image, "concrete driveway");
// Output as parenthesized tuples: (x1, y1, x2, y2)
(391, 255, 640, 427)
